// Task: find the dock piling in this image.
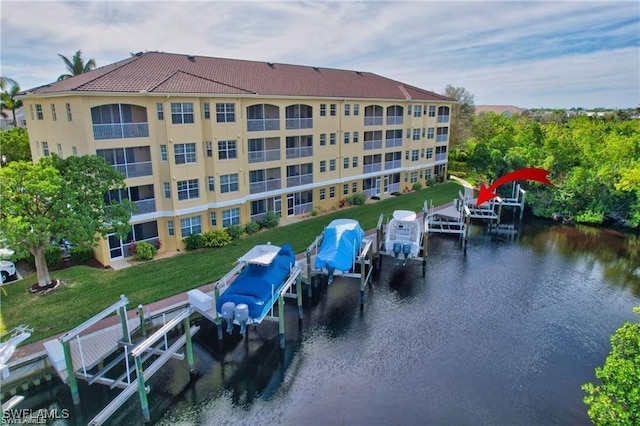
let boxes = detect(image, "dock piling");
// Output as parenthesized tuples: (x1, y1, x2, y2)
(137, 305, 146, 338)
(61, 340, 80, 405)
(278, 294, 285, 348)
(296, 274, 303, 320)
(183, 316, 195, 374)
(134, 356, 150, 422)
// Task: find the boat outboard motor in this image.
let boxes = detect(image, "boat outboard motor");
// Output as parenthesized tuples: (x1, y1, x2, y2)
(221, 301, 236, 333)
(393, 242, 402, 259)
(234, 303, 249, 334)
(403, 243, 412, 266)
(327, 267, 335, 285)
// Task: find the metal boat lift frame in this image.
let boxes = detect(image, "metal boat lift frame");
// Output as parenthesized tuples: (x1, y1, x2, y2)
(376, 212, 429, 276)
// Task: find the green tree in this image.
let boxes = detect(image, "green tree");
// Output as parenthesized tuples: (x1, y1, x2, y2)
(57, 50, 97, 81)
(0, 127, 32, 164)
(442, 85, 475, 147)
(0, 79, 22, 126)
(0, 156, 132, 287)
(583, 306, 640, 425)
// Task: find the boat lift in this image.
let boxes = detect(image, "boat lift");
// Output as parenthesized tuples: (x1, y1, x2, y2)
(424, 199, 471, 254)
(376, 211, 429, 276)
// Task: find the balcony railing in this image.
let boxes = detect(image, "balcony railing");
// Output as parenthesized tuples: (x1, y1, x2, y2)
(247, 118, 280, 132)
(386, 116, 403, 126)
(249, 178, 281, 194)
(113, 161, 153, 178)
(248, 149, 281, 163)
(364, 187, 379, 198)
(385, 160, 402, 170)
(436, 135, 448, 143)
(437, 115, 450, 123)
(93, 123, 149, 140)
(385, 138, 403, 148)
(364, 116, 383, 126)
(286, 146, 313, 159)
(285, 118, 313, 130)
(363, 163, 382, 174)
(388, 182, 401, 193)
(435, 153, 448, 162)
(286, 173, 313, 188)
(133, 198, 156, 215)
(123, 237, 160, 258)
(291, 202, 313, 216)
(364, 140, 382, 150)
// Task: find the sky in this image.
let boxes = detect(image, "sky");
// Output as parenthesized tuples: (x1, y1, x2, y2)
(1, 0, 638, 109)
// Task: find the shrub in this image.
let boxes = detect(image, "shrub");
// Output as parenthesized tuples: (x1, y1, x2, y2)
(133, 241, 157, 261)
(427, 178, 436, 187)
(244, 221, 261, 235)
(346, 193, 367, 206)
(45, 245, 62, 269)
(226, 225, 243, 240)
(69, 245, 94, 263)
(201, 230, 232, 248)
(183, 234, 204, 251)
(311, 209, 318, 217)
(412, 182, 423, 191)
(259, 211, 281, 229)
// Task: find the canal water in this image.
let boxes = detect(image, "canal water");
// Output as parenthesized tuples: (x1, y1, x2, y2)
(19, 221, 640, 425)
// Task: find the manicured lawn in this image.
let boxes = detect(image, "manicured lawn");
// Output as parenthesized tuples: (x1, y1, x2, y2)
(0, 182, 461, 343)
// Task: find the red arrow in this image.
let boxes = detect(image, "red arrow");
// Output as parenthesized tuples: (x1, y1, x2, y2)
(476, 168, 554, 206)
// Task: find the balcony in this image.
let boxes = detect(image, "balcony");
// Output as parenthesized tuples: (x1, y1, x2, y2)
(388, 182, 401, 193)
(290, 202, 313, 216)
(363, 163, 382, 174)
(248, 149, 280, 163)
(385, 160, 402, 170)
(247, 118, 280, 132)
(364, 116, 383, 126)
(436, 134, 448, 143)
(286, 146, 313, 159)
(437, 115, 450, 123)
(133, 198, 156, 215)
(386, 116, 403, 126)
(286, 173, 313, 188)
(435, 153, 448, 162)
(123, 237, 160, 258)
(364, 139, 383, 150)
(385, 137, 403, 148)
(93, 122, 149, 140)
(285, 118, 313, 130)
(249, 178, 281, 194)
(114, 161, 153, 178)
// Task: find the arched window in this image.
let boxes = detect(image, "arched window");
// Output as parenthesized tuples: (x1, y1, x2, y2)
(386, 105, 404, 125)
(285, 104, 313, 129)
(437, 106, 450, 123)
(364, 105, 383, 126)
(247, 104, 280, 131)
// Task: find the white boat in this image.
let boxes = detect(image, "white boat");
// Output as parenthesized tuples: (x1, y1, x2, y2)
(0, 325, 32, 379)
(382, 210, 424, 265)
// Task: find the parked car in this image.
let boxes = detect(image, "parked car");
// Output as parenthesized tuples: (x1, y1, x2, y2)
(1, 260, 17, 283)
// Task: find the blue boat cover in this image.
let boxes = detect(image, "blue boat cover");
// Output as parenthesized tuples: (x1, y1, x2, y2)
(216, 244, 295, 319)
(315, 219, 365, 273)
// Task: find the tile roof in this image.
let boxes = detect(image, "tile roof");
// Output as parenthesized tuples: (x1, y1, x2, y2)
(24, 51, 452, 102)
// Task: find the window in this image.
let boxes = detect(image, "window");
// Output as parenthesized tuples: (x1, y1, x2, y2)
(344, 104, 350, 116)
(42, 141, 49, 157)
(320, 134, 326, 146)
(216, 103, 235, 123)
(425, 168, 432, 180)
(164, 182, 171, 198)
(427, 127, 435, 139)
(66, 103, 72, 122)
(177, 179, 199, 200)
(408, 105, 412, 116)
(30, 105, 34, 120)
(210, 212, 217, 227)
(352, 182, 357, 193)
(422, 128, 426, 137)
(329, 159, 336, 171)
(406, 129, 411, 139)
(426, 148, 433, 159)
(220, 173, 239, 193)
(160, 145, 167, 162)
(330, 133, 336, 145)
(329, 187, 335, 198)
(353, 104, 360, 116)
(411, 172, 418, 183)
(36, 104, 43, 120)
(72, 146, 77, 156)
(222, 208, 240, 228)
(51, 104, 57, 121)
(352, 157, 358, 168)
(174, 143, 197, 164)
(218, 140, 237, 160)
(320, 188, 326, 200)
(428, 105, 436, 117)
(320, 160, 326, 173)
(405, 150, 410, 160)
(414, 107, 422, 118)
(157, 103, 164, 120)
(421, 148, 425, 158)
(344, 132, 350, 144)
(167, 220, 174, 236)
(180, 216, 201, 237)
(330, 104, 336, 116)
(203, 103, 210, 119)
(208, 176, 215, 191)
(57, 144, 63, 157)
(320, 104, 326, 116)
(413, 129, 421, 141)
(343, 184, 349, 195)
(412, 150, 419, 161)
(344, 157, 349, 169)
(171, 102, 194, 124)
(353, 131, 359, 143)
(205, 141, 213, 157)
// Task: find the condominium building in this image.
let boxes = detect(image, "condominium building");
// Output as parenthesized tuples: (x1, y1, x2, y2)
(21, 52, 453, 266)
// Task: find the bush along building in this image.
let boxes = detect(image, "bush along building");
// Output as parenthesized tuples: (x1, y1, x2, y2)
(20, 52, 453, 266)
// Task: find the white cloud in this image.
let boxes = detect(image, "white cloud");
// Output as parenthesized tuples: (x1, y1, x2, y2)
(1, 0, 638, 108)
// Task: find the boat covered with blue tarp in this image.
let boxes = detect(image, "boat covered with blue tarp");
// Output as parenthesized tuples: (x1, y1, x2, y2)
(315, 219, 365, 275)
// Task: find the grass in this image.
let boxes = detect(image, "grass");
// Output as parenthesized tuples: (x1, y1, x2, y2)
(0, 182, 461, 344)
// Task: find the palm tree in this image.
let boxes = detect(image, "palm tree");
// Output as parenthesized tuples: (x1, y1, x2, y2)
(0, 80, 22, 126)
(57, 50, 97, 81)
